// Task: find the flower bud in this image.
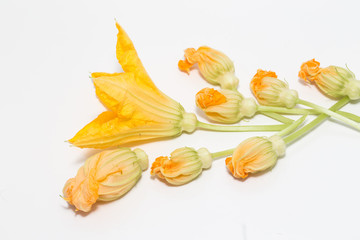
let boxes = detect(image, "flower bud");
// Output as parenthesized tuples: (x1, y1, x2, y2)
(299, 59, 360, 100)
(151, 147, 212, 185)
(225, 135, 285, 179)
(251, 69, 299, 108)
(195, 88, 257, 123)
(178, 47, 239, 90)
(62, 148, 148, 212)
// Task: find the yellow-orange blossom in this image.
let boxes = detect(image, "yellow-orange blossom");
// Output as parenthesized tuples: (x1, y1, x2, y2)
(69, 23, 197, 149)
(63, 148, 148, 212)
(178, 46, 239, 90)
(299, 59, 360, 100)
(251, 69, 299, 108)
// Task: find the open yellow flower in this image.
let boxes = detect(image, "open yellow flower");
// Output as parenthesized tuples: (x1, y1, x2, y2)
(251, 69, 299, 108)
(178, 47, 239, 90)
(299, 59, 360, 100)
(225, 135, 285, 179)
(68, 23, 197, 149)
(63, 148, 148, 212)
(151, 147, 212, 185)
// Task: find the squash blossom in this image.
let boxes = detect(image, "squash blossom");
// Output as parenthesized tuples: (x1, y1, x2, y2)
(225, 135, 285, 179)
(178, 46, 239, 90)
(151, 147, 212, 185)
(195, 88, 257, 123)
(63, 148, 148, 212)
(69, 23, 197, 149)
(251, 69, 299, 108)
(299, 59, 360, 100)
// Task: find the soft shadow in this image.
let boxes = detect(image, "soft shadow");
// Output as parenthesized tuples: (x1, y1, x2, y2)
(298, 77, 310, 86)
(349, 99, 360, 104)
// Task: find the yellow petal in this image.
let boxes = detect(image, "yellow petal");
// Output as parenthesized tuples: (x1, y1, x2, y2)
(69, 23, 198, 149)
(68, 110, 180, 149)
(115, 22, 156, 91)
(92, 72, 124, 112)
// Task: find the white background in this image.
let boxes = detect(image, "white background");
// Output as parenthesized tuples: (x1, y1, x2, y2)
(1, 0, 360, 239)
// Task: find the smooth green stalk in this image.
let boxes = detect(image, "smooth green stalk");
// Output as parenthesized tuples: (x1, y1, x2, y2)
(211, 148, 235, 159)
(336, 110, 360, 123)
(277, 115, 307, 137)
(209, 115, 307, 159)
(283, 97, 350, 145)
(196, 121, 289, 132)
(298, 99, 360, 131)
(261, 112, 294, 124)
(258, 105, 319, 115)
(259, 104, 357, 121)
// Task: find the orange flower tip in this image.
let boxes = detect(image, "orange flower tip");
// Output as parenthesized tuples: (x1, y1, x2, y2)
(195, 88, 227, 109)
(251, 69, 278, 84)
(151, 156, 168, 175)
(184, 48, 197, 56)
(178, 60, 192, 74)
(152, 147, 212, 185)
(196, 88, 249, 123)
(298, 59, 321, 82)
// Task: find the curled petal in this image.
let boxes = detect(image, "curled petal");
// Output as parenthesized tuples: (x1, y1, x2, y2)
(298, 59, 321, 83)
(250, 69, 278, 94)
(63, 148, 148, 212)
(195, 88, 227, 109)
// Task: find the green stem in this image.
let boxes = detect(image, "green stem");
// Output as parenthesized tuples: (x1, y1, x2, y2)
(261, 112, 294, 124)
(298, 99, 360, 131)
(336, 110, 360, 123)
(211, 148, 235, 159)
(283, 97, 350, 145)
(277, 114, 308, 137)
(258, 105, 319, 115)
(209, 115, 308, 159)
(196, 121, 289, 132)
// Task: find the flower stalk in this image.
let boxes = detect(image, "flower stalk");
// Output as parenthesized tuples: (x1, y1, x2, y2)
(196, 121, 289, 132)
(283, 97, 351, 144)
(297, 98, 360, 131)
(208, 114, 307, 159)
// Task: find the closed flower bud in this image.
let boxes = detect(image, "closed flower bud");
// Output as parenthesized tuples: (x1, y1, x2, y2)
(63, 148, 148, 212)
(225, 135, 285, 179)
(178, 47, 239, 90)
(151, 147, 212, 185)
(195, 88, 257, 123)
(299, 59, 360, 100)
(251, 69, 299, 108)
